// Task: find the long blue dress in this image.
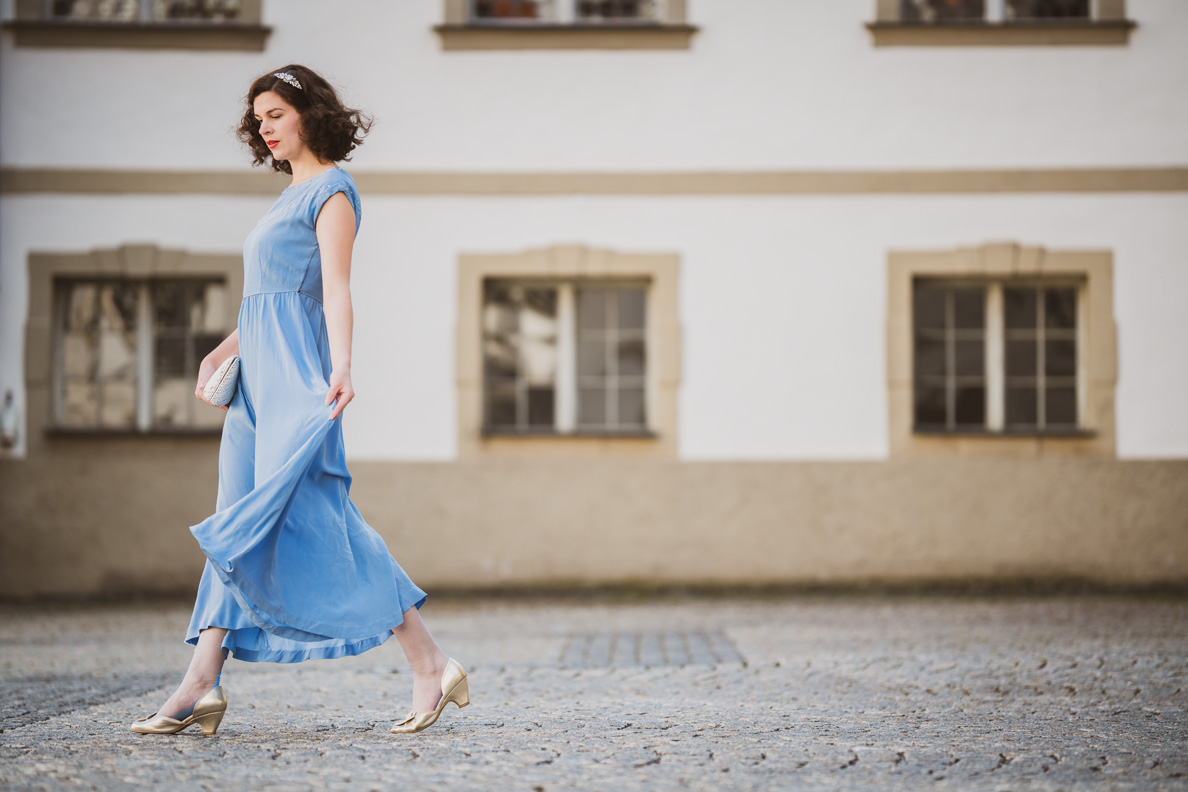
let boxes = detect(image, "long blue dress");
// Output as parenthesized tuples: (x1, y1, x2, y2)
(185, 166, 427, 663)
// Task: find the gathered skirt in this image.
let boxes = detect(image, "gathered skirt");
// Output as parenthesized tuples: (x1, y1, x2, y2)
(185, 291, 427, 663)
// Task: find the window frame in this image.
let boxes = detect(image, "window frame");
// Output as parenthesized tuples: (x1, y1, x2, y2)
(867, 0, 1135, 46)
(887, 243, 1116, 458)
(25, 245, 242, 450)
(457, 245, 681, 459)
(436, 0, 696, 50)
(4, 0, 270, 50)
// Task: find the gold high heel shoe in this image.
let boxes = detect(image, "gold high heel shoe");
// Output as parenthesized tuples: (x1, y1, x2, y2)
(390, 657, 469, 734)
(129, 686, 227, 735)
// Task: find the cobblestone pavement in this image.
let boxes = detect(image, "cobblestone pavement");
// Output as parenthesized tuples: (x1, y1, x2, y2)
(1, 595, 1186, 790)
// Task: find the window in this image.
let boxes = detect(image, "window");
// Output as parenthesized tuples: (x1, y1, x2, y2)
(49, 0, 245, 23)
(869, 0, 1132, 46)
(5, 0, 269, 50)
(53, 278, 229, 431)
(887, 243, 1116, 457)
(913, 279, 1082, 434)
(470, 0, 665, 24)
(482, 279, 649, 435)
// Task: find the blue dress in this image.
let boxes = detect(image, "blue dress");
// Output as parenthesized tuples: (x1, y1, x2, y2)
(185, 166, 427, 663)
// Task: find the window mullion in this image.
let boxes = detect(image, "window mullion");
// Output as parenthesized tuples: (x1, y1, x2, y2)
(986, 283, 1004, 431)
(556, 283, 576, 433)
(136, 282, 153, 432)
(986, 0, 1006, 22)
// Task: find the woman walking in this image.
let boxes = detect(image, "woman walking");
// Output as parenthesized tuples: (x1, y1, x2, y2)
(130, 65, 467, 737)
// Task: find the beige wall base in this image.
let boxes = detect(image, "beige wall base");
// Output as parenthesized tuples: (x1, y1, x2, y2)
(2, 451, 1186, 599)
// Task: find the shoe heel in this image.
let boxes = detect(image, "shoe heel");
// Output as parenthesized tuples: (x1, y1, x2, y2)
(450, 676, 469, 708)
(196, 711, 224, 735)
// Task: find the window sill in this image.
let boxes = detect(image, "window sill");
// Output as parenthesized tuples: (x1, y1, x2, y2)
(433, 22, 698, 50)
(2, 19, 272, 50)
(913, 427, 1097, 438)
(865, 20, 1135, 47)
(481, 427, 658, 439)
(45, 426, 222, 439)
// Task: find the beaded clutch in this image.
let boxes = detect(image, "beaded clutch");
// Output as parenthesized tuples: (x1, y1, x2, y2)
(202, 355, 240, 407)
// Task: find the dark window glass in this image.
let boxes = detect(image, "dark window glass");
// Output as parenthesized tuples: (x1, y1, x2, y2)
(914, 386, 947, 427)
(900, 0, 985, 23)
(527, 387, 554, 426)
(955, 340, 984, 376)
(578, 0, 657, 21)
(473, 0, 545, 20)
(912, 282, 986, 431)
(482, 281, 558, 432)
(1004, 287, 1038, 330)
(618, 388, 646, 426)
(1046, 388, 1078, 425)
(915, 336, 947, 378)
(1006, 386, 1038, 427)
(1045, 287, 1077, 329)
(1006, 339, 1037, 377)
(1045, 339, 1077, 377)
(953, 288, 985, 329)
(578, 387, 606, 425)
(955, 387, 985, 426)
(1006, 0, 1089, 20)
(913, 285, 946, 330)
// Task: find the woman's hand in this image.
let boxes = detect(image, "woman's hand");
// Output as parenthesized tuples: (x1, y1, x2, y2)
(195, 355, 230, 411)
(326, 367, 355, 421)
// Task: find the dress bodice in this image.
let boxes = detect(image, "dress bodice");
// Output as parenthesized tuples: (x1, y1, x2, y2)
(241, 166, 362, 303)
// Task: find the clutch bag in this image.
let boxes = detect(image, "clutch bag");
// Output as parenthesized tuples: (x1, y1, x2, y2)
(202, 355, 240, 407)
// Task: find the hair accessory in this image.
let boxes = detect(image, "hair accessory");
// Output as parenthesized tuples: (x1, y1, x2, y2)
(273, 72, 302, 90)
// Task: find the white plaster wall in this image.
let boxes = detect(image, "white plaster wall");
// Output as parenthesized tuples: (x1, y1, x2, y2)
(3, 192, 1186, 460)
(1, 0, 1186, 170)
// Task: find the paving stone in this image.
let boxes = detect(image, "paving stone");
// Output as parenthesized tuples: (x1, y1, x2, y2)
(0, 596, 1185, 790)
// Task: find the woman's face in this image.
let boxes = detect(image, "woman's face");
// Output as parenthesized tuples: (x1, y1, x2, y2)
(253, 90, 305, 163)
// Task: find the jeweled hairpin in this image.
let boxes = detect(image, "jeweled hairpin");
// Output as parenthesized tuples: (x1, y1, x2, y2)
(274, 72, 302, 90)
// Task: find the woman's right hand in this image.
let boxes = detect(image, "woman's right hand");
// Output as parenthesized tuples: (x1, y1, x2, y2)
(195, 356, 230, 411)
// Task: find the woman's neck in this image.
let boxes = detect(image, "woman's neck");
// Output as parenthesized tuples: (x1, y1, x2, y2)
(288, 154, 335, 186)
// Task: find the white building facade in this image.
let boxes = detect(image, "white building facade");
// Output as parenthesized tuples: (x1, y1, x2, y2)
(1, 0, 1186, 597)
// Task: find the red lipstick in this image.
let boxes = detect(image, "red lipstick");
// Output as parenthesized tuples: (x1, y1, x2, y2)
(267, 140, 279, 149)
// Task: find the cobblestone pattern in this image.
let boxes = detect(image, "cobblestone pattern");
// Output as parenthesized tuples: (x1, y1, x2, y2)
(0, 596, 1185, 790)
(559, 629, 744, 668)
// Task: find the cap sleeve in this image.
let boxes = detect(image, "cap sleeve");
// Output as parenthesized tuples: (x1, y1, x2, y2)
(310, 170, 362, 236)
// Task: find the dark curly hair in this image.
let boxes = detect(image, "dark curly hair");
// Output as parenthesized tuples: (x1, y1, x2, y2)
(237, 64, 372, 175)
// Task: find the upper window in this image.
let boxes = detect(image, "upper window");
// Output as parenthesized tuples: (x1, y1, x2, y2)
(53, 278, 229, 431)
(48, 0, 246, 23)
(913, 278, 1081, 435)
(470, 0, 665, 24)
(482, 279, 648, 435)
(900, 0, 1090, 23)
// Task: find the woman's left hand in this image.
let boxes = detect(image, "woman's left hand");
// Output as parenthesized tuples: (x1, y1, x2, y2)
(326, 367, 355, 421)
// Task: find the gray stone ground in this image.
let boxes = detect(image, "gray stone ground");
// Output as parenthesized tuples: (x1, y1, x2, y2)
(1, 594, 1186, 791)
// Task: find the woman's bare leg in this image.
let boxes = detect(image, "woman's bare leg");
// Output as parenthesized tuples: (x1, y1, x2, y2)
(155, 627, 228, 718)
(391, 606, 449, 713)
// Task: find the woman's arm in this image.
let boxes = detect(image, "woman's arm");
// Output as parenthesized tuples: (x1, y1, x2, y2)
(194, 328, 240, 410)
(316, 191, 357, 421)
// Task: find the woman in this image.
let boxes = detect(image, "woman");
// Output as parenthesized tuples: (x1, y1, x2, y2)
(129, 65, 467, 737)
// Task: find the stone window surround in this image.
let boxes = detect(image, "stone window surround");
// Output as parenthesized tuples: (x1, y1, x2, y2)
(887, 242, 1117, 458)
(24, 244, 243, 453)
(867, 0, 1135, 46)
(456, 244, 681, 459)
(435, 0, 696, 50)
(4, 0, 270, 50)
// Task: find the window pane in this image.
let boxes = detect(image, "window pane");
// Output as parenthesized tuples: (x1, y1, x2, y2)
(521, 336, 556, 386)
(1045, 287, 1077, 330)
(101, 381, 137, 427)
(953, 288, 985, 330)
(618, 339, 646, 377)
(1045, 339, 1077, 377)
(577, 0, 659, 21)
(914, 386, 946, 427)
(914, 336, 947, 378)
(520, 288, 557, 336)
(900, 0, 985, 22)
(483, 338, 518, 379)
(154, 281, 189, 332)
(527, 387, 554, 427)
(955, 387, 985, 427)
(913, 285, 946, 330)
(155, 335, 188, 378)
(955, 339, 984, 377)
(149, 0, 244, 22)
(1006, 339, 1037, 377)
(578, 387, 606, 426)
(482, 284, 519, 335)
(1006, 386, 1039, 427)
(618, 288, 646, 330)
(577, 288, 605, 330)
(578, 339, 607, 377)
(1006, 0, 1089, 19)
(618, 388, 645, 427)
(153, 377, 192, 427)
(1046, 387, 1078, 426)
(486, 382, 517, 427)
(1004, 288, 1037, 330)
(61, 380, 98, 426)
(52, 0, 138, 20)
(473, 0, 554, 20)
(97, 284, 138, 382)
